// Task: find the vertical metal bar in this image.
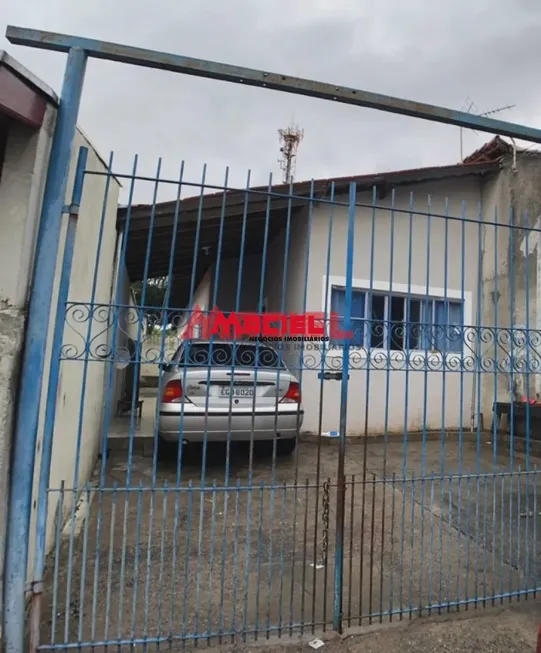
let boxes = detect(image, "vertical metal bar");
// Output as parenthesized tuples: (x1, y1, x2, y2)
(474, 473, 481, 607)
(446, 474, 454, 612)
(474, 201, 483, 459)
(408, 474, 416, 619)
(438, 198, 450, 613)
(181, 481, 194, 641)
(482, 472, 489, 606)
(347, 475, 355, 626)
(464, 475, 472, 609)
(289, 179, 315, 636)
(103, 483, 118, 642)
(491, 472, 497, 605)
(533, 466, 538, 595)
(130, 483, 144, 640)
(312, 183, 336, 632)
(508, 470, 514, 602)
(3, 47, 87, 653)
(389, 472, 396, 621)
(70, 151, 114, 647)
(28, 145, 88, 653)
(77, 485, 92, 642)
(455, 474, 463, 611)
(379, 189, 396, 623)
(509, 206, 516, 470)
(243, 174, 272, 641)
(517, 467, 522, 601)
(492, 208, 499, 467)
(229, 479, 241, 640)
(500, 472, 505, 604)
(359, 185, 378, 625)
(157, 482, 169, 641)
(278, 482, 288, 636)
(206, 480, 219, 642)
(300, 478, 310, 634)
(399, 192, 415, 620)
(368, 473, 376, 624)
(333, 181, 356, 632)
(50, 482, 65, 645)
(163, 161, 185, 641)
(253, 481, 266, 640)
(428, 473, 435, 613)
(218, 170, 251, 644)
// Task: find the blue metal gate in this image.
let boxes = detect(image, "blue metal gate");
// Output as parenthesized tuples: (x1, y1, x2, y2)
(5, 25, 541, 653)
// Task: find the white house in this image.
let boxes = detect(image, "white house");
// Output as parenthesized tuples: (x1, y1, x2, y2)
(121, 137, 541, 437)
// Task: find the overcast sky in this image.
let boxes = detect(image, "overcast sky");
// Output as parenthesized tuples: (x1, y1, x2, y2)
(2, 0, 541, 201)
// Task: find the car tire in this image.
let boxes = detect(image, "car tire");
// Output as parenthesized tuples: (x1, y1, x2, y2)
(276, 437, 297, 456)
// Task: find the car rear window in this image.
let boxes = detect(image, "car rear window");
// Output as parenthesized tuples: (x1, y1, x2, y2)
(170, 342, 284, 369)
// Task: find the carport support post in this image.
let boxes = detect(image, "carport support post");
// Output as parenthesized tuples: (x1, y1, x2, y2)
(333, 182, 356, 632)
(2, 47, 87, 653)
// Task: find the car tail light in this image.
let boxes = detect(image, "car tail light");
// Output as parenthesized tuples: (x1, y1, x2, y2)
(280, 381, 301, 404)
(162, 379, 183, 403)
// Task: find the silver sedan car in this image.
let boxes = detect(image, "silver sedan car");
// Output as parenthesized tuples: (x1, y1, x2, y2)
(157, 340, 303, 455)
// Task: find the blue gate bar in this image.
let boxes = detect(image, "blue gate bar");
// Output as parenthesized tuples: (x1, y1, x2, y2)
(29, 145, 88, 653)
(2, 48, 87, 653)
(6, 25, 541, 143)
(333, 182, 357, 631)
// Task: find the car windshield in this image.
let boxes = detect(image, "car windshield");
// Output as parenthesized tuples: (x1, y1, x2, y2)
(171, 342, 285, 369)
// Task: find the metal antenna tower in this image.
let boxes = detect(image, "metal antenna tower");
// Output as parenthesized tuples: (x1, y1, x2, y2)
(460, 98, 515, 160)
(278, 123, 304, 184)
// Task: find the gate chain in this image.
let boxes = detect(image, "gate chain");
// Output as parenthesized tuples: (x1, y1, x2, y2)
(322, 478, 330, 561)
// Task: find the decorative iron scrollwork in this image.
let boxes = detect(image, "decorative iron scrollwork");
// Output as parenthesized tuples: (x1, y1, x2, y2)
(60, 304, 541, 374)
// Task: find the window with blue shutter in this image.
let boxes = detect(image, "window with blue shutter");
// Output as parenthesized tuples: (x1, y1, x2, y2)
(329, 286, 464, 352)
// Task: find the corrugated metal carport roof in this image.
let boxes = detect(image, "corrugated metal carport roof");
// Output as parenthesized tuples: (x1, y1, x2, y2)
(117, 160, 498, 308)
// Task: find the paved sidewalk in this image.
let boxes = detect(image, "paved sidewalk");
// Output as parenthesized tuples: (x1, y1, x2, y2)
(211, 603, 541, 653)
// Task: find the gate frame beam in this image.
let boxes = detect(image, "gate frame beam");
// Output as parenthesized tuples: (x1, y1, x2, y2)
(6, 24, 541, 144)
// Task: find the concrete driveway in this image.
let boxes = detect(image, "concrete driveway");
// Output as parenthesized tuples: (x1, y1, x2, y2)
(39, 413, 541, 650)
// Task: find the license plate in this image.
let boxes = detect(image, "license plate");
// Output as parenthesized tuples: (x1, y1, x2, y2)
(219, 386, 255, 398)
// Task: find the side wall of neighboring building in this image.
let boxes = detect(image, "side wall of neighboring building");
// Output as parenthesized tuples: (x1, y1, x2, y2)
(24, 129, 121, 583)
(0, 104, 56, 631)
(480, 155, 541, 427)
(0, 121, 121, 591)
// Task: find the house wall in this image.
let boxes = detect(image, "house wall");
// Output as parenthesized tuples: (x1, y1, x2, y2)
(265, 178, 484, 435)
(211, 253, 264, 313)
(25, 128, 121, 583)
(0, 106, 56, 625)
(479, 155, 541, 426)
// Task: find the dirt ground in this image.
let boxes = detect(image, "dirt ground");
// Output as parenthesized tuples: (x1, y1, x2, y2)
(37, 400, 541, 651)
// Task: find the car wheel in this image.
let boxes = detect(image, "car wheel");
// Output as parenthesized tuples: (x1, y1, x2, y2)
(276, 437, 297, 456)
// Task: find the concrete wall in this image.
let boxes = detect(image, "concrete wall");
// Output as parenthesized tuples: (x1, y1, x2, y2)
(479, 155, 541, 425)
(24, 128, 121, 583)
(211, 254, 264, 313)
(265, 178, 484, 435)
(0, 106, 56, 625)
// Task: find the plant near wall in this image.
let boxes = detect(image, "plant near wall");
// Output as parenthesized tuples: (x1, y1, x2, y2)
(130, 276, 169, 335)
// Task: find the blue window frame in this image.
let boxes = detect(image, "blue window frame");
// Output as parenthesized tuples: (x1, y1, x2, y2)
(330, 287, 365, 346)
(330, 286, 464, 353)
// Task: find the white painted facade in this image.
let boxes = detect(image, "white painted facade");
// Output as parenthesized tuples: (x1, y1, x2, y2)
(186, 165, 541, 437)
